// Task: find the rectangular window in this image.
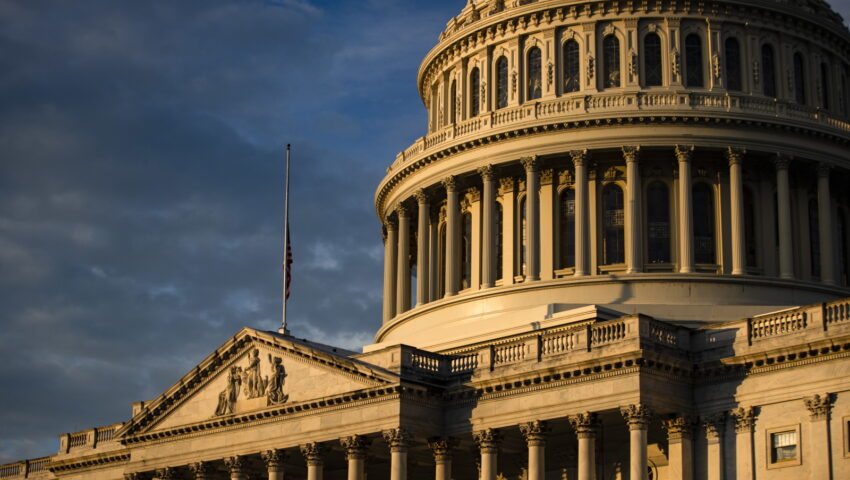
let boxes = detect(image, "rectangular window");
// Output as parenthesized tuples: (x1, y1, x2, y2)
(771, 431, 798, 462)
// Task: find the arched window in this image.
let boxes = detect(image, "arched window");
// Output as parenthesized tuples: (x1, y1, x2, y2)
(820, 63, 830, 109)
(744, 187, 758, 268)
(725, 38, 742, 92)
(496, 56, 509, 109)
(563, 40, 580, 93)
(449, 80, 457, 124)
(644, 33, 663, 87)
(470, 67, 481, 117)
(518, 196, 527, 277)
(693, 183, 715, 264)
(762, 44, 777, 98)
(430, 85, 439, 132)
(794, 53, 807, 105)
(809, 198, 820, 278)
(496, 202, 504, 280)
(559, 189, 576, 268)
(460, 212, 472, 289)
(603, 35, 621, 89)
(527, 47, 542, 100)
(685, 34, 704, 88)
(647, 182, 671, 263)
(603, 184, 625, 264)
(838, 208, 849, 286)
(438, 223, 447, 299)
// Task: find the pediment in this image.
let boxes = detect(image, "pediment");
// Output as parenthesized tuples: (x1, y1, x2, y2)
(116, 328, 396, 437)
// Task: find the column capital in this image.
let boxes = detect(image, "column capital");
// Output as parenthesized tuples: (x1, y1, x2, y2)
(473, 428, 502, 453)
(123, 474, 142, 480)
(262, 449, 287, 470)
(382, 427, 412, 452)
(414, 189, 429, 205)
(702, 412, 726, 440)
(340, 434, 371, 460)
(730, 406, 757, 433)
(189, 461, 214, 478)
(498, 177, 515, 194)
(520, 155, 539, 172)
(662, 415, 697, 441)
(384, 219, 398, 231)
(568, 412, 599, 438)
(519, 420, 550, 446)
(804, 393, 833, 421)
(478, 164, 495, 181)
(773, 153, 792, 170)
(428, 436, 459, 461)
(674, 145, 694, 162)
(154, 468, 176, 480)
(442, 175, 457, 192)
(725, 147, 747, 166)
(396, 203, 409, 218)
(224, 456, 246, 475)
(300, 442, 327, 466)
(818, 162, 832, 177)
(622, 146, 641, 163)
(569, 149, 590, 167)
(621, 404, 653, 430)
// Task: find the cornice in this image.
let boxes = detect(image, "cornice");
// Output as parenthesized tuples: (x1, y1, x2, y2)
(48, 451, 130, 475)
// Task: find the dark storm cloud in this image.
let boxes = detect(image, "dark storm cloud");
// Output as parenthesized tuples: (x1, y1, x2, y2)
(0, 0, 459, 462)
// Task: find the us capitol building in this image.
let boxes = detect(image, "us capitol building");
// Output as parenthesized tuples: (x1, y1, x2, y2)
(5, 0, 850, 479)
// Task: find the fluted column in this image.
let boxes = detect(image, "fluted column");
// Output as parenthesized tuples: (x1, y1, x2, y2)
(571, 150, 590, 276)
(341, 435, 370, 480)
(429, 437, 458, 480)
(731, 407, 756, 480)
(443, 176, 460, 296)
(396, 205, 411, 313)
(804, 394, 833, 479)
(262, 449, 286, 480)
(569, 413, 598, 480)
(500, 177, 516, 285)
(383, 428, 411, 480)
(522, 156, 540, 281)
(676, 145, 695, 273)
(702, 414, 725, 480)
(663, 416, 695, 480)
(301, 443, 326, 480)
(621, 405, 652, 480)
(624, 146, 642, 273)
(728, 147, 748, 275)
(473, 429, 501, 480)
(520, 421, 549, 480)
(775, 155, 794, 279)
(818, 164, 836, 284)
(225, 456, 248, 480)
(479, 166, 496, 288)
(415, 191, 430, 305)
(382, 221, 398, 322)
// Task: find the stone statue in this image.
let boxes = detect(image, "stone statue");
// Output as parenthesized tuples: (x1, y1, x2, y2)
(266, 355, 289, 406)
(242, 349, 266, 399)
(214, 366, 243, 416)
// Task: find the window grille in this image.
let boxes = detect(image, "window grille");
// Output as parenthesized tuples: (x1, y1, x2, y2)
(496, 57, 509, 109)
(725, 38, 742, 91)
(685, 34, 704, 88)
(771, 431, 798, 462)
(563, 41, 580, 93)
(762, 45, 777, 98)
(527, 47, 542, 100)
(644, 34, 662, 87)
(603, 36, 621, 89)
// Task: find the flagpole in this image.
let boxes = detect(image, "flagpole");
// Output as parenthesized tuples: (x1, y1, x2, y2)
(280, 144, 291, 336)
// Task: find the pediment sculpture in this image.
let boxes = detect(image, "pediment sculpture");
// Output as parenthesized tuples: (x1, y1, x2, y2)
(213, 348, 286, 417)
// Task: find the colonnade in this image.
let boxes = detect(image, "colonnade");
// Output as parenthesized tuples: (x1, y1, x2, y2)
(382, 146, 841, 322)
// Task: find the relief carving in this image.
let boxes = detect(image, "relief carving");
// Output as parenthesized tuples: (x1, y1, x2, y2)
(214, 366, 243, 416)
(266, 354, 290, 406)
(243, 348, 267, 399)
(213, 348, 289, 416)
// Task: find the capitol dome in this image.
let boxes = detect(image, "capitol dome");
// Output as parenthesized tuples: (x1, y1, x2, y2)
(373, 0, 850, 351)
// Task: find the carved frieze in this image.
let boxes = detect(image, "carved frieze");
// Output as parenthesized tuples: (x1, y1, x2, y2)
(212, 347, 287, 417)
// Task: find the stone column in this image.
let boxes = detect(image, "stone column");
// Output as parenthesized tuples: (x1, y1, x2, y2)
(189, 462, 214, 480)
(624, 146, 642, 273)
(663, 416, 695, 480)
(818, 164, 836, 284)
(415, 190, 430, 306)
(301, 443, 326, 480)
(727, 147, 747, 275)
(775, 155, 794, 279)
(500, 177, 516, 285)
(676, 145, 695, 273)
(804, 394, 833, 479)
(396, 205, 411, 314)
(479, 166, 497, 288)
(225, 456, 248, 480)
(443, 176, 460, 296)
(473, 428, 501, 480)
(262, 449, 286, 480)
(731, 407, 756, 480)
(520, 421, 549, 480)
(522, 156, 540, 281)
(428, 437, 458, 480)
(702, 413, 725, 480)
(341, 435, 370, 480)
(383, 428, 411, 480)
(539, 169, 555, 280)
(621, 405, 652, 480)
(569, 413, 598, 480)
(571, 150, 590, 276)
(382, 221, 398, 322)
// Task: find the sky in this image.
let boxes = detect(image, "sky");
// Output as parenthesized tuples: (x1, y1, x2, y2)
(1, 0, 849, 464)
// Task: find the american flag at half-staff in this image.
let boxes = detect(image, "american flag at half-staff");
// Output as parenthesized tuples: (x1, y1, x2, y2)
(280, 144, 293, 336)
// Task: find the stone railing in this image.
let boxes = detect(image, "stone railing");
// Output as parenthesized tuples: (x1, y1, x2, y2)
(387, 90, 850, 173)
(746, 299, 850, 345)
(0, 457, 51, 479)
(58, 423, 122, 453)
